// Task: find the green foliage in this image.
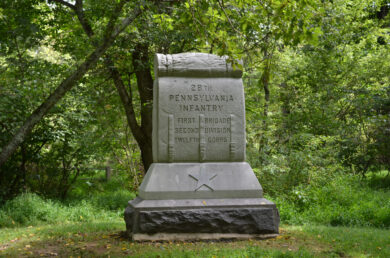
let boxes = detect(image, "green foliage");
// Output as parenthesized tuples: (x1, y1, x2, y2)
(303, 175, 390, 227)
(0, 173, 135, 228)
(0, 193, 58, 227)
(0, 193, 121, 228)
(0, 0, 144, 201)
(250, 133, 343, 197)
(68, 176, 136, 211)
(244, 1, 390, 220)
(268, 173, 390, 228)
(90, 189, 135, 211)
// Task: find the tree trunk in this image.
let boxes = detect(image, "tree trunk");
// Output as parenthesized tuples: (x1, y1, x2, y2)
(132, 44, 154, 171)
(105, 166, 112, 181)
(279, 82, 290, 129)
(105, 56, 151, 172)
(259, 47, 271, 153)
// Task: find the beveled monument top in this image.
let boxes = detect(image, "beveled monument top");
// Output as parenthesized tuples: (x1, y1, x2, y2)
(152, 53, 246, 163)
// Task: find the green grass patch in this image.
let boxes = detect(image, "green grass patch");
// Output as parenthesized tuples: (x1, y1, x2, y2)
(0, 223, 389, 257)
(299, 225, 390, 257)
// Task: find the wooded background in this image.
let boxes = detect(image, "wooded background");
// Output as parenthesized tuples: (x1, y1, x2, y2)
(0, 0, 389, 210)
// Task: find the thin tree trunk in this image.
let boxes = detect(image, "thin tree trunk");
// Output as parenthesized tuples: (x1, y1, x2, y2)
(20, 143, 27, 191)
(279, 82, 290, 129)
(132, 43, 154, 171)
(0, 2, 141, 168)
(105, 166, 111, 181)
(259, 47, 270, 153)
(105, 54, 154, 171)
(105, 58, 144, 147)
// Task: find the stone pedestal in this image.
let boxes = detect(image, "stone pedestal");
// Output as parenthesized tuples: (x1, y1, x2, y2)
(124, 53, 279, 240)
(124, 163, 279, 240)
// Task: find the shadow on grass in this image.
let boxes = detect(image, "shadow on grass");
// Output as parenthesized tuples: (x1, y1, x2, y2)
(368, 172, 390, 190)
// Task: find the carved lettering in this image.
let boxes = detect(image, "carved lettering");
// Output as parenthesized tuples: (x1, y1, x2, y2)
(169, 94, 234, 102)
(175, 137, 200, 143)
(179, 104, 223, 112)
(208, 137, 228, 143)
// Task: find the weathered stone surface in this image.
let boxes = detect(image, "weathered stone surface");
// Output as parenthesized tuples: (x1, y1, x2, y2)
(138, 208, 279, 234)
(124, 197, 279, 234)
(153, 54, 246, 163)
(127, 197, 275, 209)
(154, 53, 243, 78)
(132, 233, 279, 242)
(138, 162, 262, 200)
(124, 206, 134, 232)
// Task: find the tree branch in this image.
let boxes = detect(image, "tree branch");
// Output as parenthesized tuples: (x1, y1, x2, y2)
(104, 57, 144, 145)
(217, 0, 242, 36)
(104, 0, 130, 39)
(75, 0, 94, 37)
(49, 0, 76, 11)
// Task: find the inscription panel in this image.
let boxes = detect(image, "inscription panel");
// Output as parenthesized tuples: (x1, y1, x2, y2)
(153, 77, 245, 162)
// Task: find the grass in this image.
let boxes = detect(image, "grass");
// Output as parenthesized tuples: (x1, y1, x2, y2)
(0, 221, 389, 257)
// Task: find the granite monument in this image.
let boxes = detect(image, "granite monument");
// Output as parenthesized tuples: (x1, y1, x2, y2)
(124, 53, 279, 241)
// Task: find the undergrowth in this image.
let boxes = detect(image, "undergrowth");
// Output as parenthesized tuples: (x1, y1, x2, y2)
(0, 175, 135, 228)
(270, 173, 390, 228)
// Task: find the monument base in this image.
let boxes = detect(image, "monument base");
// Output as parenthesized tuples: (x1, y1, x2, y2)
(131, 233, 279, 242)
(124, 197, 279, 239)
